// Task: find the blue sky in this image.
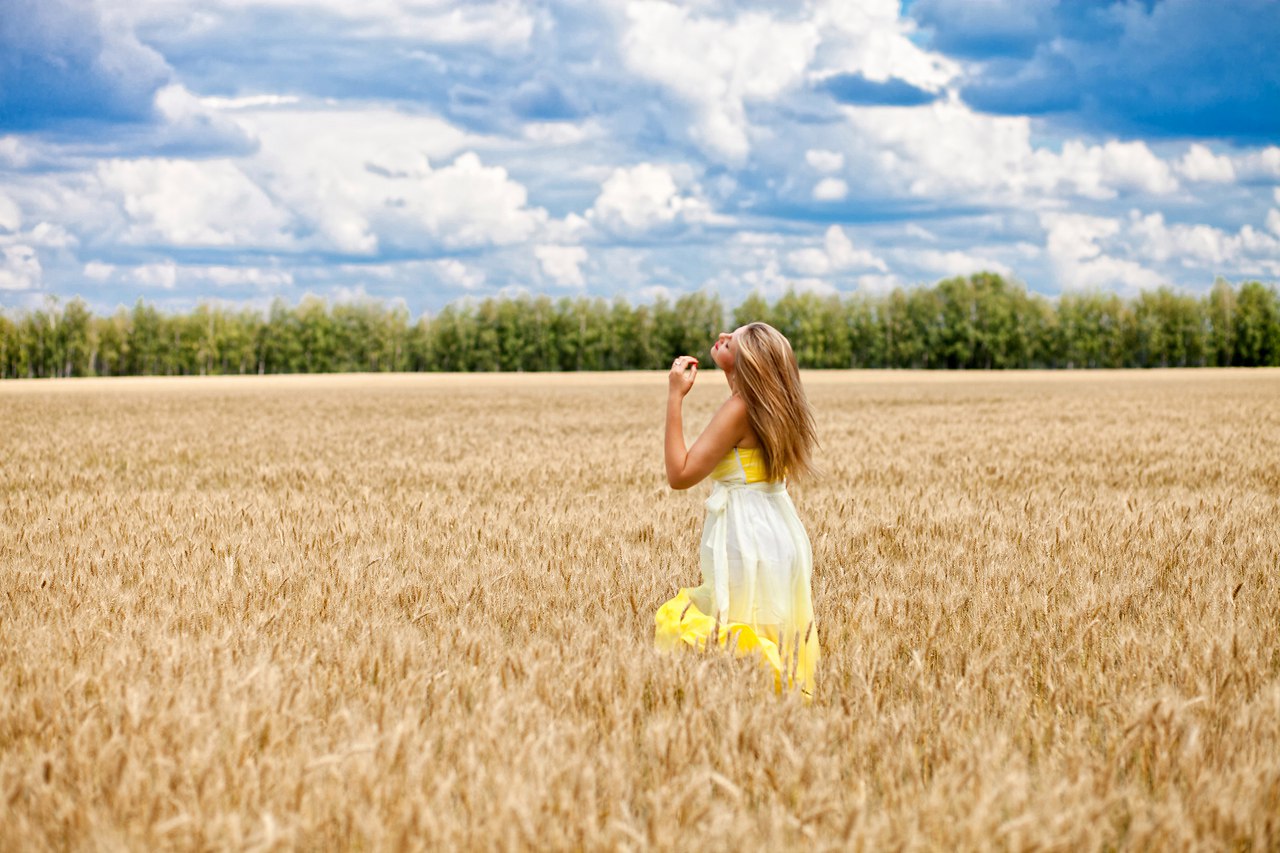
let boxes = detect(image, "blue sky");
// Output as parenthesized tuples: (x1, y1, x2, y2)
(1, 0, 1278, 314)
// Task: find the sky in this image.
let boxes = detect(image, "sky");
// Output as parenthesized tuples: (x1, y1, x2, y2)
(1, 0, 1278, 315)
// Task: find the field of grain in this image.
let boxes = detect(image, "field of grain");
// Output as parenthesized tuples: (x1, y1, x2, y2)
(2, 370, 1279, 850)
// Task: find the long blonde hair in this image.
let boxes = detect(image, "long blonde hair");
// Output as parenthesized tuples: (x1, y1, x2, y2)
(733, 322, 818, 482)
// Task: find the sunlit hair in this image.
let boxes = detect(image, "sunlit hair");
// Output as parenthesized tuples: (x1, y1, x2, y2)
(732, 322, 818, 482)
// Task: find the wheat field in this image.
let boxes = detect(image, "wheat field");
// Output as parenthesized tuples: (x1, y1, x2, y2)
(2, 370, 1278, 850)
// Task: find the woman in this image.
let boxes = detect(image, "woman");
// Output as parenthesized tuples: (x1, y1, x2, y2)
(654, 322, 820, 697)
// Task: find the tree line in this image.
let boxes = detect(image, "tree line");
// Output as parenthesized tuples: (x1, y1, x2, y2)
(2, 274, 1279, 379)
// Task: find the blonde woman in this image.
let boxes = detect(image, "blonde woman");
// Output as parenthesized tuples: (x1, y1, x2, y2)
(655, 322, 820, 698)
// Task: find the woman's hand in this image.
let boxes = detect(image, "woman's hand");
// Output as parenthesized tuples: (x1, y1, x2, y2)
(668, 356, 698, 397)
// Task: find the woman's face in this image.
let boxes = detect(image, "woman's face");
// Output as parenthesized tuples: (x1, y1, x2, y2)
(710, 326, 745, 372)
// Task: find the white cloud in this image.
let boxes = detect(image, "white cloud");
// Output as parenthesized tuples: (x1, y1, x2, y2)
(1040, 212, 1162, 292)
(118, 0, 534, 50)
(150, 83, 257, 152)
(1235, 146, 1280, 181)
(751, 257, 833, 298)
(431, 259, 485, 289)
(843, 103, 1179, 203)
(1268, 209, 1280, 238)
(1177, 144, 1236, 183)
(707, 248, 834, 302)
(535, 245, 588, 287)
(805, 149, 845, 173)
(0, 136, 31, 169)
(784, 248, 828, 276)
(911, 249, 1012, 278)
(588, 163, 713, 234)
(0, 245, 40, 291)
(621, 2, 819, 162)
(98, 158, 294, 248)
(812, 177, 848, 201)
(0, 192, 19, 232)
(841, 102, 1033, 199)
(812, 0, 958, 91)
(129, 260, 178, 289)
(401, 152, 546, 248)
(199, 93, 300, 110)
(904, 223, 937, 242)
(543, 212, 590, 245)
(521, 121, 599, 146)
(199, 266, 293, 287)
(825, 226, 885, 271)
(634, 284, 675, 303)
(1127, 210, 1280, 277)
(241, 109, 544, 254)
(24, 222, 77, 248)
(84, 261, 115, 281)
(1040, 140, 1178, 198)
(855, 273, 902, 294)
(788, 225, 886, 275)
(102, 262, 294, 289)
(330, 284, 374, 305)
(0, 218, 77, 252)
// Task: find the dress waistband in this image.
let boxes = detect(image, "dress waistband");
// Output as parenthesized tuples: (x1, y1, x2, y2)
(705, 479, 786, 512)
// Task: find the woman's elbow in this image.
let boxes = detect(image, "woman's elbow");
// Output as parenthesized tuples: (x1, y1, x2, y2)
(667, 473, 698, 490)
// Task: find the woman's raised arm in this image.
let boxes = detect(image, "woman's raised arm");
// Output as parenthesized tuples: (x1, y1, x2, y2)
(665, 359, 748, 489)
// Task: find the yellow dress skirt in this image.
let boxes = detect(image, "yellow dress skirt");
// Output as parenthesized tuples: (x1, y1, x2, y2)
(654, 447, 820, 698)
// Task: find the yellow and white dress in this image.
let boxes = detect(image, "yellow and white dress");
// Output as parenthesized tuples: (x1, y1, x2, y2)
(654, 446, 820, 697)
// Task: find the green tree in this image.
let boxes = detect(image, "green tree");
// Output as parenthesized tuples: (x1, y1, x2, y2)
(1205, 278, 1236, 366)
(1233, 281, 1280, 366)
(59, 298, 95, 376)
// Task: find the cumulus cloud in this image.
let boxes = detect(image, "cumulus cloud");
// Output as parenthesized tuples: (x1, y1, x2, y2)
(129, 260, 179, 289)
(0, 245, 41, 291)
(911, 249, 1013, 279)
(84, 261, 115, 281)
(430, 259, 486, 290)
(805, 149, 845, 173)
(708, 252, 834, 302)
(98, 158, 294, 248)
(239, 108, 543, 254)
(1032, 139, 1178, 199)
(1177, 144, 1236, 183)
(1234, 147, 1280, 181)
(621, 1, 819, 162)
(587, 163, 714, 235)
(100, 261, 293, 289)
(535, 245, 588, 287)
(237, 0, 534, 48)
(813, 0, 959, 91)
(842, 102, 1179, 203)
(1040, 212, 1163, 292)
(812, 178, 849, 201)
(148, 84, 258, 156)
(787, 225, 887, 276)
(0, 136, 33, 168)
(1127, 210, 1280, 277)
(0, 193, 20, 232)
(198, 266, 294, 288)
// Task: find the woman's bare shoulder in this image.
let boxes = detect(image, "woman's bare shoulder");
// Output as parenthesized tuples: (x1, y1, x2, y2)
(718, 394, 758, 448)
